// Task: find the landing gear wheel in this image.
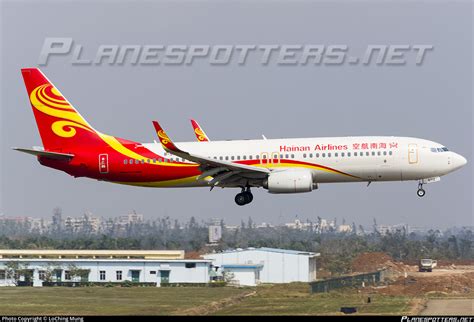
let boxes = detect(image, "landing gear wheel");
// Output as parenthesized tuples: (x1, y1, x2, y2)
(235, 193, 247, 206)
(235, 187, 254, 206)
(246, 187, 253, 203)
(417, 189, 426, 197)
(417, 181, 426, 197)
(246, 192, 253, 203)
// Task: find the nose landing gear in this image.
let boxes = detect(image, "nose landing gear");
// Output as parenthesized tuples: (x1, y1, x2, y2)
(235, 187, 253, 206)
(417, 181, 426, 197)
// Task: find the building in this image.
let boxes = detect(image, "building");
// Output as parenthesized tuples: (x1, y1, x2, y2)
(337, 224, 353, 233)
(203, 247, 319, 286)
(0, 250, 211, 287)
(208, 225, 222, 244)
(221, 264, 263, 287)
(118, 213, 144, 225)
(64, 213, 102, 234)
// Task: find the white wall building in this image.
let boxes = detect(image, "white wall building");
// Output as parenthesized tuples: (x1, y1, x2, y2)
(221, 264, 263, 287)
(204, 247, 319, 286)
(0, 250, 211, 287)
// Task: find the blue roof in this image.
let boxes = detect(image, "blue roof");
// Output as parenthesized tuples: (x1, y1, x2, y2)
(222, 264, 263, 269)
(258, 247, 315, 255)
(216, 247, 318, 256)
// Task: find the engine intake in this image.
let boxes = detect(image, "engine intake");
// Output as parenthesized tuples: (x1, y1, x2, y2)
(264, 169, 317, 193)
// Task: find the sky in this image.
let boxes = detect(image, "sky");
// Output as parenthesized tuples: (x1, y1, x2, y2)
(0, 0, 472, 228)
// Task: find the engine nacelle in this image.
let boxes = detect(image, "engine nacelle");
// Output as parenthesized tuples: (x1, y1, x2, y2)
(263, 169, 317, 194)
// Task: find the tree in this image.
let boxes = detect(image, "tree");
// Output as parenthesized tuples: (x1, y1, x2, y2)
(67, 263, 90, 282)
(222, 270, 235, 283)
(5, 261, 31, 286)
(40, 263, 57, 283)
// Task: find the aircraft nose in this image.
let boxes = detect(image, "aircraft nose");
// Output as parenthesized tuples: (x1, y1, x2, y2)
(451, 153, 467, 171)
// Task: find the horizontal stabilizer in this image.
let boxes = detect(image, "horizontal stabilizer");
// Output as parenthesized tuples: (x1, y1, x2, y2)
(13, 147, 74, 161)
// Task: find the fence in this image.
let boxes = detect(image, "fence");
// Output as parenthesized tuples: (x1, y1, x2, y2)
(310, 270, 385, 293)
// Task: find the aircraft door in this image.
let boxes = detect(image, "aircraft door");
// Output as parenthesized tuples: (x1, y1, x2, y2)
(408, 144, 418, 164)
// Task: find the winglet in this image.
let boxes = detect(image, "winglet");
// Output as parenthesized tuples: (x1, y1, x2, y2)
(152, 121, 180, 152)
(190, 119, 210, 142)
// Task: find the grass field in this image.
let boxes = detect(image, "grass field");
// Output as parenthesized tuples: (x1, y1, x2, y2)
(0, 287, 249, 315)
(213, 283, 412, 315)
(0, 284, 415, 315)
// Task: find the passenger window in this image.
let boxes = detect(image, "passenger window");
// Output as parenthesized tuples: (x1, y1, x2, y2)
(354, 152, 357, 156)
(225, 156, 229, 161)
(237, 156, 240, 160)
(389, 151, 393, 155)
(135, 159, 139, 164)
(335, 153, 338, 157)
(249, 155, 253, 160)
(219, 156, 223, 160)
(303, 153, 307, 158)
(366, 152, 369, 156)
(256, 155, 260, 160)
(316, 153, 320, 158)
(291, 154, 295, 158)
(123, 159, 128, 165)
(231, 156, 235, 160)
(309, 153, 313, 158)
(371, 151, 375, 156)
(328, 153, 331, 157)
(285, 154, 289, 159)
(347, 152, 351, 157)
(322, 153, 326, 158)
(383, 151, 387, 156)
(377, 151, 381, 156)
(243, 155, 246, 160)
(341, 152, 344, 157)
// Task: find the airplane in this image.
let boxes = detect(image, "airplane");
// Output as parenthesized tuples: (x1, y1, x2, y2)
(15, 68, 467, 206)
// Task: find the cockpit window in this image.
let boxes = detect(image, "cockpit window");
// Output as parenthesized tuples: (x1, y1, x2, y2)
(431, 146, 449, 153)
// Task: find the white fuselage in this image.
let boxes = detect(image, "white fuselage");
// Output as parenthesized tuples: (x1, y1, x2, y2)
(143, 136, 466, 187)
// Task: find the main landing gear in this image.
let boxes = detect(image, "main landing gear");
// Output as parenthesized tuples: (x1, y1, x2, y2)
(235, 187, 253, 206)
(417, 181, 426, 197)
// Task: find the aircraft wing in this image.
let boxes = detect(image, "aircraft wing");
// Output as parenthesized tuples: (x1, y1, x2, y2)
(190, 119, 211, 142)
(152, 121, 269, 186)
(13, 147, 74, 160)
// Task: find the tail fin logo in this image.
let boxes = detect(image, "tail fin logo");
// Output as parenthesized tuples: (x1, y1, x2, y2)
(30, 84, 94, 138)
(194, 127, 207, 142)
(157, 129, 171, 145)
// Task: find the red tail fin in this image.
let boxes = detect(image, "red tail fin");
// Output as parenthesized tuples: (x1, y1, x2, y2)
(21, 68, 101, 152)
(190, 119, 210, 142)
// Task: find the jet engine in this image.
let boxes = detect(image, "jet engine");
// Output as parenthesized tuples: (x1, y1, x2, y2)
(263, 169, 317, 193)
